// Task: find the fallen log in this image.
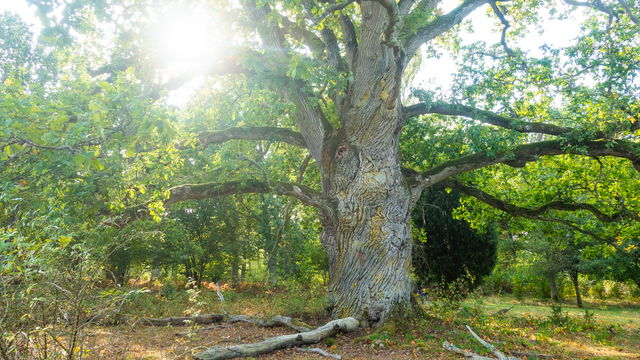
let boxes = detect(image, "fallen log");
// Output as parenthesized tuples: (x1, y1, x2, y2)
(140, 314, 225, 326)
(227, 314, 311, 332)
(193, 317, 359, 360)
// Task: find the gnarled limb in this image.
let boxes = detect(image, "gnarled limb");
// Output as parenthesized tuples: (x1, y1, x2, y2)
(193, 317, 359, 360)
(112, 179, 335, 227)
(195, 127, 307, 149)
(447, 179, 639, 223)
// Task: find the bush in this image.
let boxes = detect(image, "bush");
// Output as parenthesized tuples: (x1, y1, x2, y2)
(412, 185, 498, 290)
(0, 231, 138, 359)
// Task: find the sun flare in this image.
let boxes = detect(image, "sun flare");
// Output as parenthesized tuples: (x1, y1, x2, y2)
(149, 5, 223, 76)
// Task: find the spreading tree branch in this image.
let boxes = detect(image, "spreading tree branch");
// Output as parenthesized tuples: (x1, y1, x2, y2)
(412, 139, 640, 187)
(315, 0, 357, 24)
(193, 127, 307, 149)
(405, 0, 489, 60)
(403, 102, 575, 136)
(447, 179, 638, 223)
(110, 180, 334, 227)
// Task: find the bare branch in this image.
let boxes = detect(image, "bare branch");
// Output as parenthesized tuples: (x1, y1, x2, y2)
(447, 179, 638, 223)
(405, 0, 489, 60)
(111, 179, 335, 227)
(489, 1, 515, 57)
(193, 127, 307, 149)
(403, 102, 575, 136)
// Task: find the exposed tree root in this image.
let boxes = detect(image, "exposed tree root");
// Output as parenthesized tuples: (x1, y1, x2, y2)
(227, 314, 311, 332)
(193, 317, 359, 360)
(444, 325, 520, 360)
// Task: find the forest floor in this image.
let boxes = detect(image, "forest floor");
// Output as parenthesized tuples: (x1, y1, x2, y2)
(81, 283, 640, 359)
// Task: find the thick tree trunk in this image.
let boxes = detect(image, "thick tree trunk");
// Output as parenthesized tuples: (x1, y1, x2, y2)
(570, 271, 583, 308)
(321, 136, 415, 325)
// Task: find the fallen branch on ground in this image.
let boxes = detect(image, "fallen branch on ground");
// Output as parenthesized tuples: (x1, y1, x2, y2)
(444, 325, 520, 360)
(227, 314, 311, 332)
(193, 317, 359, 360)
(295, 347, 342, 359)
(137, 314, 225, 326)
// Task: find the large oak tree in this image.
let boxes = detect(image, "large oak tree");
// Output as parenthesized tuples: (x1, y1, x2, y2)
(3, 0, 639, 325)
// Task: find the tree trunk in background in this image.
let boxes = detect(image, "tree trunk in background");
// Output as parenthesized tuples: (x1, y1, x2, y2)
(570, 271, 583, 308)
(240, 261, 246, 282)
(267, 249, 277, 285)
(549, 275, 559, 302)
(231, 254, 240, 287)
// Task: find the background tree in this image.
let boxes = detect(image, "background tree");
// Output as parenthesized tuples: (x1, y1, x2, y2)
(412, 185, 498, 290)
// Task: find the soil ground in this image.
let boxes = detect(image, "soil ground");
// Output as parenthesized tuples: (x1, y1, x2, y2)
(75, 283, 640, 359)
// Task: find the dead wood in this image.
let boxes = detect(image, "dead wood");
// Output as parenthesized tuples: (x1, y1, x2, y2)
(444, 325, 520, 360)
(227, 314, 311, 332)
(295, 347, 342, 359)
(139, 313, 224, 326)
(193, 317, 359, 360)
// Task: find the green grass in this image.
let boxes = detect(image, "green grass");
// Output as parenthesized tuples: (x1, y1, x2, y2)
(471, 295, 640, 330)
